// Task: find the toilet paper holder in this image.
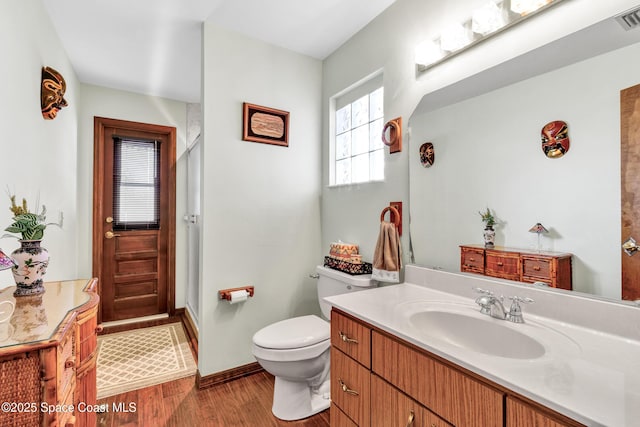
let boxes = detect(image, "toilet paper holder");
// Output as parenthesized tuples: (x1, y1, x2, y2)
(219, 286, 255, 301)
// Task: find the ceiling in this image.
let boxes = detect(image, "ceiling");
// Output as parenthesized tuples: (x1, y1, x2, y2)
(42, 0, 396, 103)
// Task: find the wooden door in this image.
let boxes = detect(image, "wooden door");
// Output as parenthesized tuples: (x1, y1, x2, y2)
(621, 84, 640, 301)
(93, 117, 176, 322)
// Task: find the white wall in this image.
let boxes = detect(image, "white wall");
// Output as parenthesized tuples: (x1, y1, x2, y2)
(410, 42, 640, 300)
(76, 84, 188, 307)
(199, 24, 323, 375)
(0, 1, 80, 285)
(321, 0, 639, 294)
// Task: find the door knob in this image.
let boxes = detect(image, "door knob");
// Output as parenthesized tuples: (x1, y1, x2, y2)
(622, 236, 639, 256)
(105, 231, 121, 239)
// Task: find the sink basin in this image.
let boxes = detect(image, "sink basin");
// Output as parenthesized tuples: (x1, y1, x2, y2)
(408, 309, 546, 359)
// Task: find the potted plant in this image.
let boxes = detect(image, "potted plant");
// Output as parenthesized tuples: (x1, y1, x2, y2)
(478, 207, 496, 247)
(3, 194, 58, 296)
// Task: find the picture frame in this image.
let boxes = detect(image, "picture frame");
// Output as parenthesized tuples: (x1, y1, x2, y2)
(242, 102, 290, 147)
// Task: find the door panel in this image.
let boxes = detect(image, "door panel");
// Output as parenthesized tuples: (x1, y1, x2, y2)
(621, 84, 640, 301)
(93, 117, 176, 322)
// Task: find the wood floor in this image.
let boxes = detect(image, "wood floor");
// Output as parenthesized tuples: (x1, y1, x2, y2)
(97, 372, 330, 426)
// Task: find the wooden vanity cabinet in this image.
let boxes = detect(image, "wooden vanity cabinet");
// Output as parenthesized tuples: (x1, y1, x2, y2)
(460, 245, 572, 290)
(330, 308, 584, 427)
(0, 279, 99, 427)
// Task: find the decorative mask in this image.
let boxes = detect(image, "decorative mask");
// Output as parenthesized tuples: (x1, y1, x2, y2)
(419, 142, 435, 167)
(41, 66, 68, 120)
(541, 121, 569, 158)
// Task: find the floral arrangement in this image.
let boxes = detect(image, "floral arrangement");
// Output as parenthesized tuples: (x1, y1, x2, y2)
(478, 207, 496, 228)
(4, 194, 54, 241)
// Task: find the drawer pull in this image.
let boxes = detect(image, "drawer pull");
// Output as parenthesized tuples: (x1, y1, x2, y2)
(95, 324, 104, 333)
(65, 357, 76, 369)
(339, 331, 358, 344)
(497, 262, 503, 266)
(406, 410, 415, 426)
(533, 266, 541, 271)
(338, 379, 359, 396)
(469, 257, 475, 261)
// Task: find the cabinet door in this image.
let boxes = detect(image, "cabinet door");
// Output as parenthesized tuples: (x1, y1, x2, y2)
(372, 331, 503, 427)
(331, 403, 358, 427)
(332, 310, 371, 368)
(331, 348, 370, 427)
(460, 246, 485, 273)
(506, 396, 584, 427)
(371, 375, 452, 427)
(485, 250, 520, 281)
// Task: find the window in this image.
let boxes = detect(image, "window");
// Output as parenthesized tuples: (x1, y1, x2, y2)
(333, 85, 384, 185)
(113, 138, 160, 230)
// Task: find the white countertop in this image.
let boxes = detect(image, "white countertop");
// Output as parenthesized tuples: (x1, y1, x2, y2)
(325, 270, 640, 427)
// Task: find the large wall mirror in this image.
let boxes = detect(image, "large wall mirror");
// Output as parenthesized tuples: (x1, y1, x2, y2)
(408, 13, 640, 303)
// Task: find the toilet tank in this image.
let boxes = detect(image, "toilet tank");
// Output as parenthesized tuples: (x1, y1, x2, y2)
(316, 265, 374, 319)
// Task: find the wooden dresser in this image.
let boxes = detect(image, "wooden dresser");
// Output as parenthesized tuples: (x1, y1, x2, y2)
(0, 279, 100, 427)
(460, 244, 572, 290)
(330, 308, 585, 427)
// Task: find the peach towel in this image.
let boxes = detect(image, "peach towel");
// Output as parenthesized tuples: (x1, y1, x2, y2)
(372, 221, 402, 283)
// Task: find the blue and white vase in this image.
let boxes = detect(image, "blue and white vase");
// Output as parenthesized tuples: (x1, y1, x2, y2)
(11, 240, 49, 297)
(483, 226, 495, 248)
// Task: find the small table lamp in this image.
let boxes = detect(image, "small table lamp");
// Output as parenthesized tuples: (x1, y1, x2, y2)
(528, 223, 548, 252)
(0, 248, 16, 271)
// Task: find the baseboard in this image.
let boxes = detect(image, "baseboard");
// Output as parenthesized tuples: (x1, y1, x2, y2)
(179, 309, 199, 362)
(196, 362, 264, 390)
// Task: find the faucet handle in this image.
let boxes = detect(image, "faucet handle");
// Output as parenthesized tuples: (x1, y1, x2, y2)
(507, 296, 534, 323)
(473, 287, 493, 296)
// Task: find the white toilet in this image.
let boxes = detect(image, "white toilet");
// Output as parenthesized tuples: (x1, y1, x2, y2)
(252, 265, 374, 421)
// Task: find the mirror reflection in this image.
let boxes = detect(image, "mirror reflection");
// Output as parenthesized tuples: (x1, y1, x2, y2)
(408, 15, 640, 302)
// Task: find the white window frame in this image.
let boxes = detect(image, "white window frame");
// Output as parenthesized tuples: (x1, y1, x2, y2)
(329, 72, 384, 186)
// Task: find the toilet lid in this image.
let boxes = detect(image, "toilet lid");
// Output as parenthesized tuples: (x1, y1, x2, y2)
(253, 315, 330, 350)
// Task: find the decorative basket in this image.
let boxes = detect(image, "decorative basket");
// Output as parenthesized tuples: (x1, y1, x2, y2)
(324, 256, 372, 275)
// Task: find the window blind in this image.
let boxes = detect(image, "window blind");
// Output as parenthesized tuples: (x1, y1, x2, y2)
(113, 137, 160, 230)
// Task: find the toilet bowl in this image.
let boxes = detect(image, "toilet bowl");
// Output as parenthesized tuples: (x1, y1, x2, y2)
(252, 265, 374, 421)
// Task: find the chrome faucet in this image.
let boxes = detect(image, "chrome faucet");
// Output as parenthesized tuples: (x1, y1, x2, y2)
(473, 288, 534, 323)
(474, 288, 507, 320)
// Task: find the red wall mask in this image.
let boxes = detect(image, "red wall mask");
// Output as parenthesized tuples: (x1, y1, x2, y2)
(541, 121, 569, 158)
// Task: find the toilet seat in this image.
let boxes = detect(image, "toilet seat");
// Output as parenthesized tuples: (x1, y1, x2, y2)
(253, 315, 329, 349)
(252, 315, 330, 362)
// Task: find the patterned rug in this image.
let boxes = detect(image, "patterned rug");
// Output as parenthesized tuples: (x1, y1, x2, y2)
(96, 323, 197, 399)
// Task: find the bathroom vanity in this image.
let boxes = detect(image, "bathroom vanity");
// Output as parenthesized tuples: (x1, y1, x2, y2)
(0, 279, 100, 427)
(326, 265, 640, 427)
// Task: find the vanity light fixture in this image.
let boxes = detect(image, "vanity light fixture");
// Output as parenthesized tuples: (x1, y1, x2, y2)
(415, 0, 566, 71)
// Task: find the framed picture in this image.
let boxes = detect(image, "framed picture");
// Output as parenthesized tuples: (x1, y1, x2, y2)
(242, 102, 290, 147)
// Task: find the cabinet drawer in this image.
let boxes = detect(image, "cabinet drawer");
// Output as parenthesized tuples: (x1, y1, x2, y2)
(331, 348, 370, 426)
(522, 257, 552, 280)
(460, 247, 485, 273)
(485, 251, 520, 281)
(331, 310, 371, 368)
(330, 403, 358, 427)
(372, 331, 503, 427)
(372, 374, 452, 427)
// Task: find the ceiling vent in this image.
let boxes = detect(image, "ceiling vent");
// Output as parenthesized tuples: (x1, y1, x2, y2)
(616, 7, 640, 31)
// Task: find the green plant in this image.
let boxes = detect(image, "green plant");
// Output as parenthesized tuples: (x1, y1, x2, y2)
(478, 207, 496, 227)
(4, 194, 50, 240)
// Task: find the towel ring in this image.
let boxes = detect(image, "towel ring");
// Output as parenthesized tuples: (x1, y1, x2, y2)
(380, 206, 400, 228)
(381, 120, 400, 147)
